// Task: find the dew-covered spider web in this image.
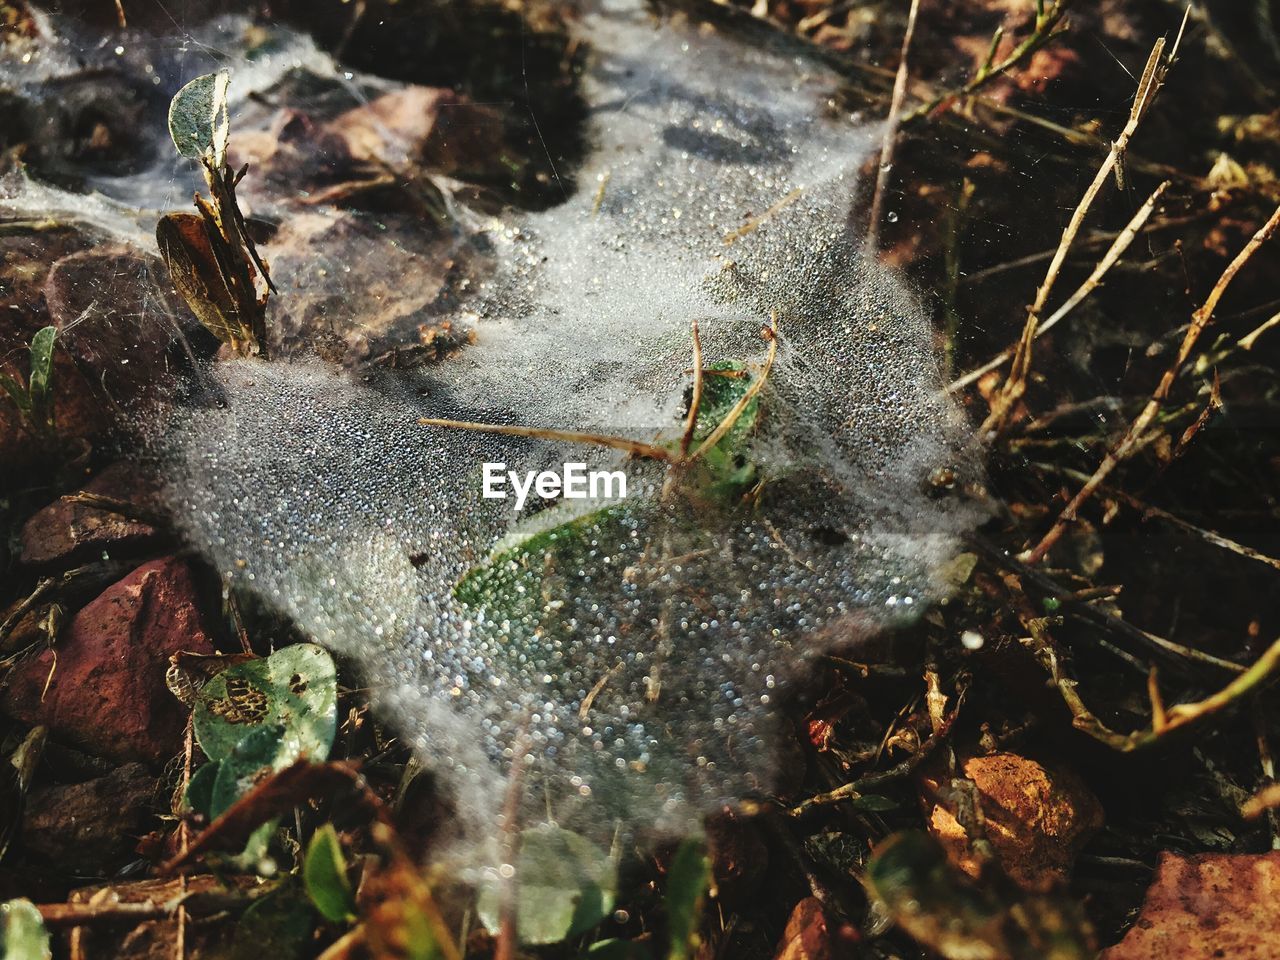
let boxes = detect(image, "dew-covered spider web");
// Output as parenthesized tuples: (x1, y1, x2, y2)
(3, 0, 985, 858)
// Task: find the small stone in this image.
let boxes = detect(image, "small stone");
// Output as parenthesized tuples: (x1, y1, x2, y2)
(0, 557, 215, 763)
(1102, 851, 1280, 959)
(22, 762, 157, 874)
(19, 462, 162, 568)
(920, 752, 1103, 891)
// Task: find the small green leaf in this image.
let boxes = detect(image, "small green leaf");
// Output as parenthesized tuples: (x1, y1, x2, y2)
(665, 839, 710, 960)
(184, 759, 221, 817)
(477, 824, 618, 945)
(168, 71, 231, 166)
(193, 643, 337, 769)
(210, 724, 286, 818)
(0, 899, 51, 960)
(25, 326, 55, 424)
(304, 824, 357, 923)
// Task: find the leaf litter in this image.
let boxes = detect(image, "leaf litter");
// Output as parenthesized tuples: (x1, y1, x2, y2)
(1, 1, 985, 867)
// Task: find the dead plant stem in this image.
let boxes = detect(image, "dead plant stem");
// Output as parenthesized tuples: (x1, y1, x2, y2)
(1024, 199, 1280, 564)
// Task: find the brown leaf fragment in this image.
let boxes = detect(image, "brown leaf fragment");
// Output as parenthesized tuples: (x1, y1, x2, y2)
(162, 760, 375, 873)
(156, 212, 256, 354)
(1102, 850, 1280, 960)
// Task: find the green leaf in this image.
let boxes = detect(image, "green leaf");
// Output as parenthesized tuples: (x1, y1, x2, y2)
(0, 373, 31, 417)
(304, 824, 357, 923)
(210, 724, 286, 818)
(25, 326, 55, 425)
(168, 70, 231, 166)
(477, 824, 618, 945)
(184, 759, 221, 817)
(0, 899, 51, 960)
(664, 839, 710, 960)
(454, 502, 634, 616)
(227, 882, 314, 960)
(193, 643, 337, 769)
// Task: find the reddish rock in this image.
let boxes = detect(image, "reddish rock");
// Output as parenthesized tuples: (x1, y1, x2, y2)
(22, 762, 157, 874)
(774, 898, 833, 960)
(0, 557, 215, 763)
(920, 752, 1103, 892)
(19, 462, 163, 568)
(43, 244, 191, 415)
(1102, 851, 1280, 959)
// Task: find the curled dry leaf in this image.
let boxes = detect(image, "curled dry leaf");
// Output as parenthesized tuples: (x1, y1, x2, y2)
(1101, 850, 1280, 959)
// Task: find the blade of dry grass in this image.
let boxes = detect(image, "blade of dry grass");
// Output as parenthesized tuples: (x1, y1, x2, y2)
(1023, 199, 1280, 565)
(980, 19, 1186, 435)
(950, 180, 1170, 393)
(866, 0, 922, 252)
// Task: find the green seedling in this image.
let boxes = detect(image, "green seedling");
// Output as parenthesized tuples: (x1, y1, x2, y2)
(183, 645, 337, 871)
(304, 824, 357, 923)
(0, 326, 57, 443)
(159, 71, 275, 358)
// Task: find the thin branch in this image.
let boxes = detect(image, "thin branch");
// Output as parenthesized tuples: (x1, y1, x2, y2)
(980, 25, 1183, 435)
(967, 531, 1243, 674)
(679, 319, 705, 458)
(1023, 199, 1280, 564)
(1027, 620, 1280, 752)
(949, 180, 1170, 393)
(866, 0, 922, 252)
(901, 1, 1070, 125)
(1239, 308, 1280, 351)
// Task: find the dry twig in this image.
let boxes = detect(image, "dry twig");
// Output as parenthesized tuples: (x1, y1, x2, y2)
(1024, 200, 1280, 564)
(950, 180, 1170, 393)
(981, 22, 1186, 435)
(866, 0, 922, 252)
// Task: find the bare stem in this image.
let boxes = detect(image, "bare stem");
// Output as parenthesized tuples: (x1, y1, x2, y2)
(866, 0, 922, 252)
(980, 24, 1183, 436)
(679, 319, 705, 458)
(686, 318, 778, 464)
(949, 180, 1170, 393)
(1023, 199, 1280, 564)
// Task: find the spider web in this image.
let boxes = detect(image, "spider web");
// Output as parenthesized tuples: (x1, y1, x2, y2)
(3, 0, 985, 861)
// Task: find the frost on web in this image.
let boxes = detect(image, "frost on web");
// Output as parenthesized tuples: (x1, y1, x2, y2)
(3, 2, 984, 852)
